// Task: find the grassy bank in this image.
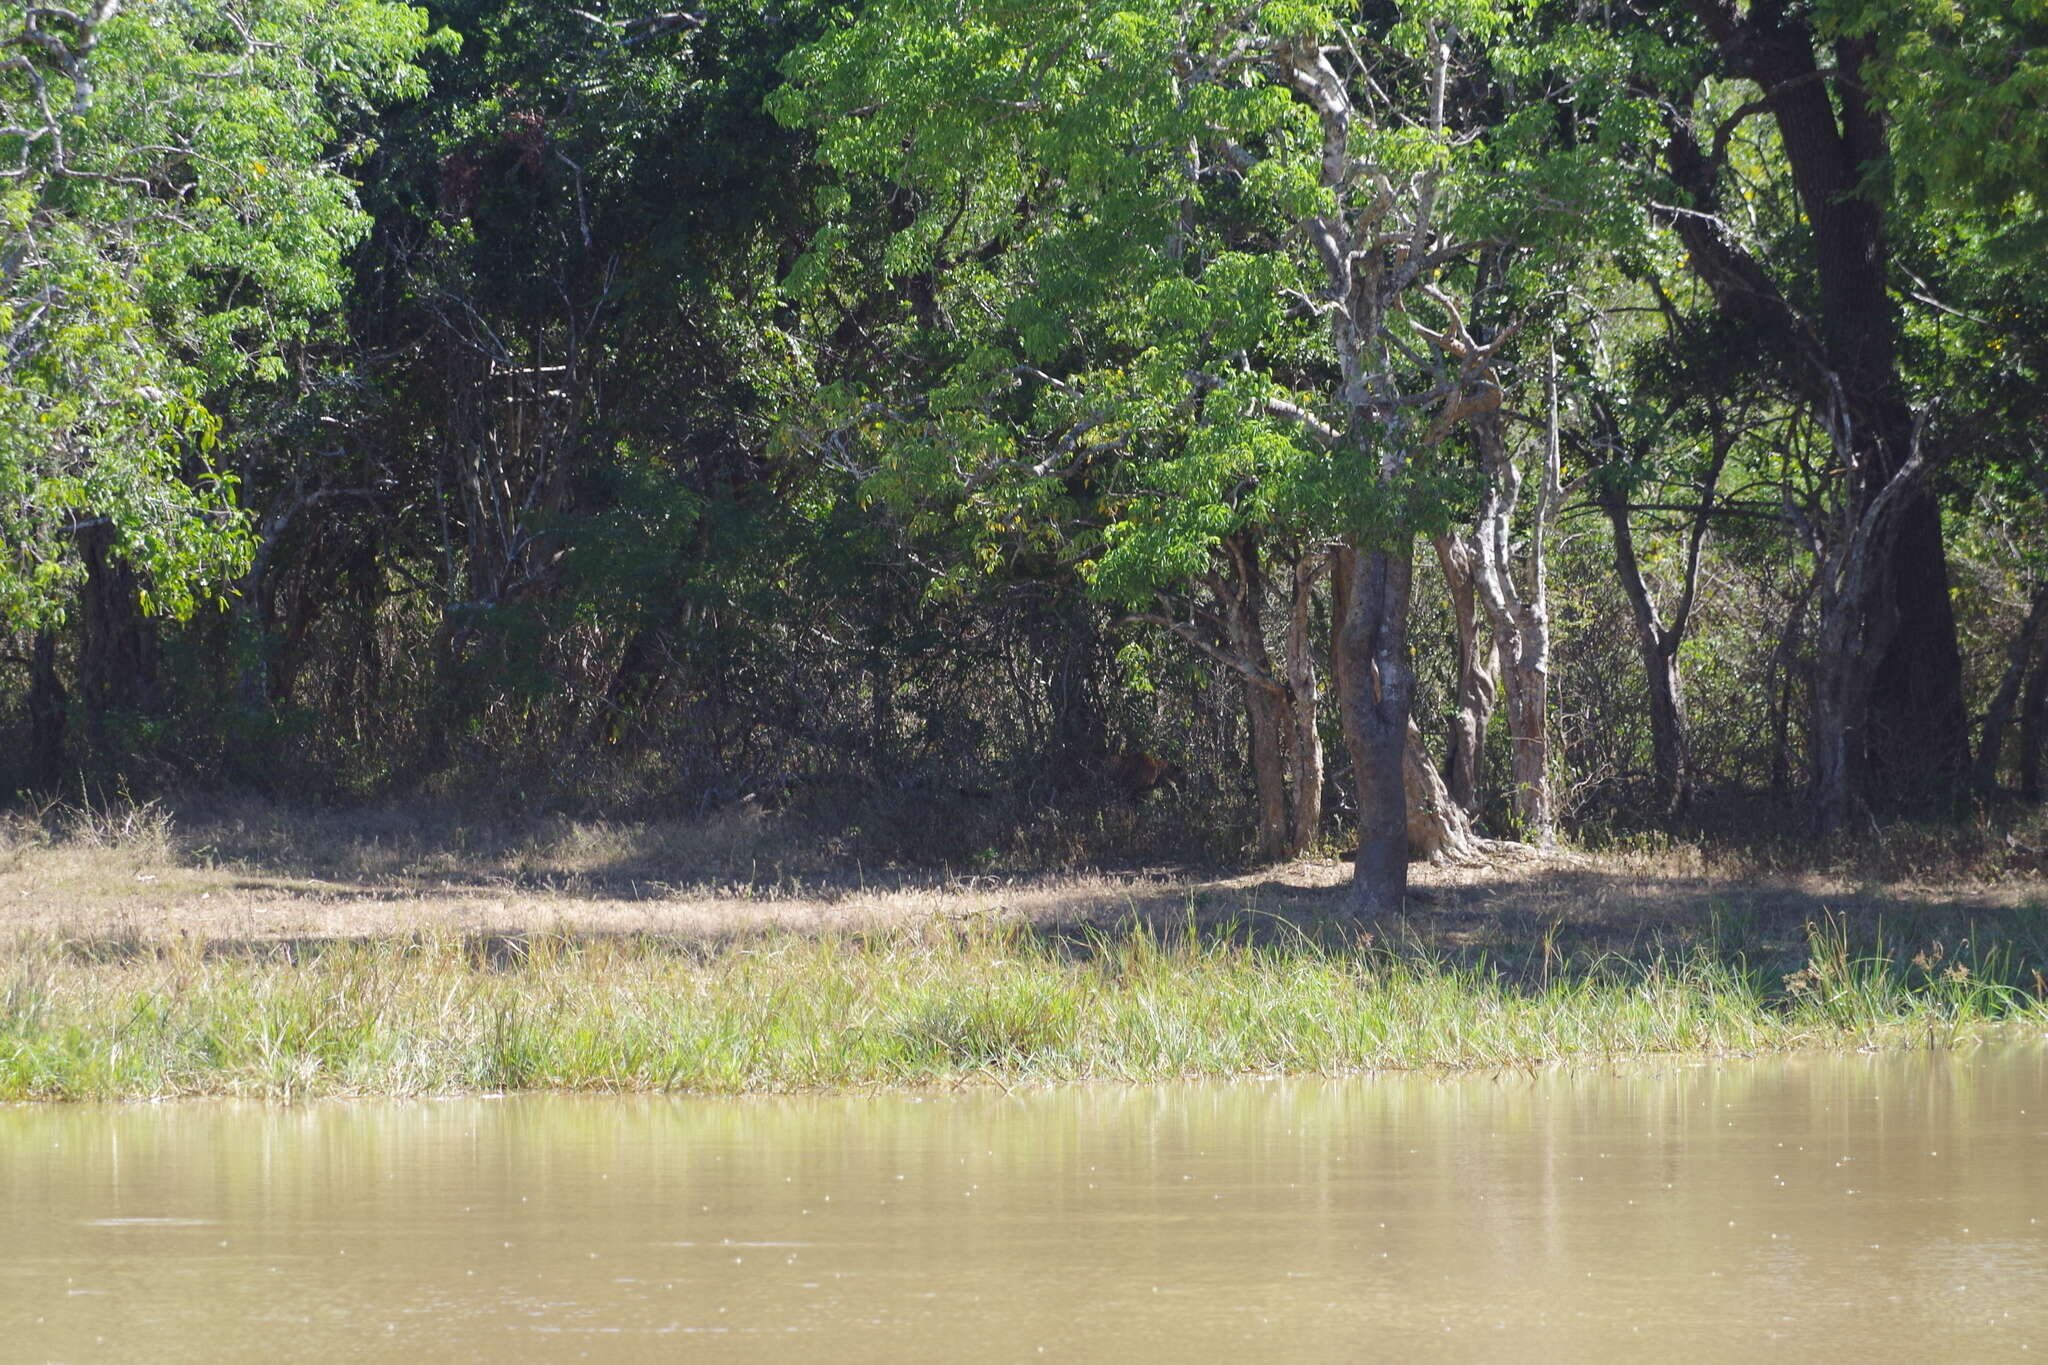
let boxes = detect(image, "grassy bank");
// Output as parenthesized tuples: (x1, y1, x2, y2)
(3, 914, 2042, 1102)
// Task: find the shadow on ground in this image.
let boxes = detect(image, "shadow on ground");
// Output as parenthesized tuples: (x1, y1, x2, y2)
(37, 850, 2048, 1001)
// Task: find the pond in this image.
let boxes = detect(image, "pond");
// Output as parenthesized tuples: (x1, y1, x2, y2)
(6, 1042, 2047, 1361)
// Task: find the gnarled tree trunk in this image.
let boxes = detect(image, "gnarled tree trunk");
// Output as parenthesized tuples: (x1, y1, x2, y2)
(1808, 414, 1931, 837)
(1336, 541, 1415, 915)
(1404, 716, 1476, 862)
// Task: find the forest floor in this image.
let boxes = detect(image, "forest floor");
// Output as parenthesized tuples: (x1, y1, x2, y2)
(5, 794, 2045, 969)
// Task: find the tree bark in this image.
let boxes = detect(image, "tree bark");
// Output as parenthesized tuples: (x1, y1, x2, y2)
(1285, 555, 1324, 854)
(1336, 540, 1414, 915)
(1334, 545, 1475, 871)
(1218, 532, 1294, 862)
(1808, 428, 1930, 836)
(1245, 680, 1294, 862)
(1466, 406, 1556, 845)
(1432, 535, 1495, 818)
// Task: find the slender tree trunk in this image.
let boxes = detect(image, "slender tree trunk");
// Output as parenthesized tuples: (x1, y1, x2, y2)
(1285, 556, 1324, 854)
(1432, 535, 1495, 818)
(1974, 582, 2048, 794)
(1501, 610, 1553, 843)
(1600, 490, 1691, 813)
(1467, 402, 1556, 845)
(1645, 647, 1688, 808)
(1219, 533, 1294, 862)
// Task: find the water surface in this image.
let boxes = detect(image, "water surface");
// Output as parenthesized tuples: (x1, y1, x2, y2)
(7, 1043, 2047, 1361)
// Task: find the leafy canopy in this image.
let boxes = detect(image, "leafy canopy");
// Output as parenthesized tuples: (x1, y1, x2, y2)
(774, 0, 1653, 604)
(0, 0, 442, 625)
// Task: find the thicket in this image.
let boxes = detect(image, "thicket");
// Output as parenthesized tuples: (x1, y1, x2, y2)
(3, 0, 2044, 895)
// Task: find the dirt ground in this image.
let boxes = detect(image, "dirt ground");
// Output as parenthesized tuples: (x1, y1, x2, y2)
(5, 799, 2043, 971)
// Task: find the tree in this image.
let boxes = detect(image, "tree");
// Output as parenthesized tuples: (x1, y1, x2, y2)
(1, 0, 438, 771)
(1626, 0, 1990, 827)
(779, 0, 1649, 909)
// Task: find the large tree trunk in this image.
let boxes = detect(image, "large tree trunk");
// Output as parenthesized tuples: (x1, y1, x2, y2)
(1327, 544, 1474, 908)
(1432, 535, 1495, 818)
(1809, 434, 1930, 837)
(1335, 541, 1414, 915)
(1285, 555, 1324, 854)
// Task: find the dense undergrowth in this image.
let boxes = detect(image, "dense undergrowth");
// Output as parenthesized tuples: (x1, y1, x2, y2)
(2, 915, 2040, 1103)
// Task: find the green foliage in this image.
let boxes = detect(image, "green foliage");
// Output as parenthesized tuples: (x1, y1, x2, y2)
(1838, 0, 2048, 260)
(775, 0, 1646, 614)
(0, 0, 441, 626)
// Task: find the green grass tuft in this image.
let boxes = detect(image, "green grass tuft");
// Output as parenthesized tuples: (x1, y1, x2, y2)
(2, 913, 2042, 1103)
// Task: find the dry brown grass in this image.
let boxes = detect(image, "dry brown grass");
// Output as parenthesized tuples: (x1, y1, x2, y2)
(3, 796, 2043, 978)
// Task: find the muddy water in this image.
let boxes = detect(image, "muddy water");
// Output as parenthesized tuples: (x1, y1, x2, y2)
(6, 1045, 2048, 1363)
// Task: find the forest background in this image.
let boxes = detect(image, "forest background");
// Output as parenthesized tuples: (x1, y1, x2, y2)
(4, 0, 2046, 916)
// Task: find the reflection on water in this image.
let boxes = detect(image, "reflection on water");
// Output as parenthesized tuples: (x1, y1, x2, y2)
(5, 1043, 2047, 1362)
